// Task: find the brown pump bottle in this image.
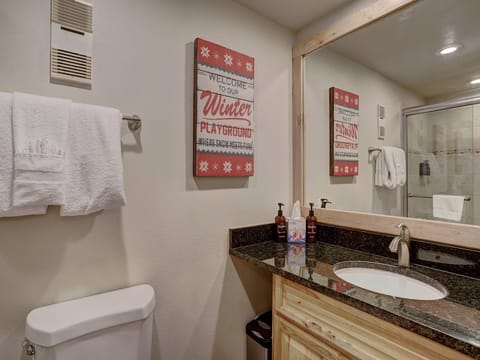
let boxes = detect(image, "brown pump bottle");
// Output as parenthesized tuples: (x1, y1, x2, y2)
(306, 202, 318, 243)
(275, 203, 287, 242)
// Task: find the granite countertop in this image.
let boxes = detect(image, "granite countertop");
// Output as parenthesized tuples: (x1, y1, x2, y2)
(230, 225, 480, 359)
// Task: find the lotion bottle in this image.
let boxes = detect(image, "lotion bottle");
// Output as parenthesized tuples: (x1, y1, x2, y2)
(306, 202, 318, 243)
(275, 203, 287, 242)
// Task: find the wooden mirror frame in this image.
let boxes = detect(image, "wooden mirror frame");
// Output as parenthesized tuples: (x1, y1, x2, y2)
(292, 0, 480, 250)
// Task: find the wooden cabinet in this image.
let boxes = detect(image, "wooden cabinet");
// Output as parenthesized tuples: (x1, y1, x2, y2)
(272, 275, 473, 360)
(275, 315, 350, 360)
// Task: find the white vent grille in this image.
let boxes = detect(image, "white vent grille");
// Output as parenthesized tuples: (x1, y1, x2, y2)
(50, 0, 93, 89)
(51, 48, 92, 80)
(51, 0, 92, 34)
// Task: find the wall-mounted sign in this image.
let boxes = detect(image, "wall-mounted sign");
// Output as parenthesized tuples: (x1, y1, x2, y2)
(194, 38, 254, 177)
(329, 87, 359, 176)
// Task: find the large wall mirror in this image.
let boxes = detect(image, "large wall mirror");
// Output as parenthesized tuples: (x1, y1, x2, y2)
(294, 0, 480, 249)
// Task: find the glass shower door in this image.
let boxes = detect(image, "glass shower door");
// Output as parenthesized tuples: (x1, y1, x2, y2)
(406, 105, 474, 224)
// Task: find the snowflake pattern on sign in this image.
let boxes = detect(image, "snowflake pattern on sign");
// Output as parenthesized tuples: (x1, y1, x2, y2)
(200, 46, 210, 58)
(245, 62, 253, 72)
(223, 161, 232, 173)
(224, 53, 233, 66)
(196, 156, 254, 177)
(199, 160, 208, 172)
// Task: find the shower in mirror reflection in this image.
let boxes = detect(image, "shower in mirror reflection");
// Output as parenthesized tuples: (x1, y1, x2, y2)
(404, 98, 479, 225)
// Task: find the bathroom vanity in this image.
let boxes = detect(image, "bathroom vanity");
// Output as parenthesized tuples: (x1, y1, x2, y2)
(273, 276, 470, 359)
(230, 224, 480, 359)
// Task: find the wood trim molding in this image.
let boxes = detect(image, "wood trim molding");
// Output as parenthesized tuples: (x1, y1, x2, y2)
(292, 55, 304, 204)
(293, 0, 418, 58)
(301, 207, 480, 250)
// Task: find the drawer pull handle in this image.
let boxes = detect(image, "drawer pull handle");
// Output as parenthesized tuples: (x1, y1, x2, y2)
(304, 319, 322, 332)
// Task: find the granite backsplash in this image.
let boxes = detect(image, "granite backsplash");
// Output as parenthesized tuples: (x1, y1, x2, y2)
(230, 223, 480, 278)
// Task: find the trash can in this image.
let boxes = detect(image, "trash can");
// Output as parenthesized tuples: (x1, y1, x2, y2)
(246, 310, 272, 360)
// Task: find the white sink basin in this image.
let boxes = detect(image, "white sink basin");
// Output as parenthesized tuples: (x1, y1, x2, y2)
(333, 261, 448, 300)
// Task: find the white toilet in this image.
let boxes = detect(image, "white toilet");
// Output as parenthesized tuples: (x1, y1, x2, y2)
(24, 284, 155, 360)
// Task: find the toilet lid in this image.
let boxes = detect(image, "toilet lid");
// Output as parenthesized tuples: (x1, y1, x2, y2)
(25, 284, 155, 347)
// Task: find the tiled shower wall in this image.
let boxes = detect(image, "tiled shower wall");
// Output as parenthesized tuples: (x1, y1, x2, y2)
(408, 104, 479, 224)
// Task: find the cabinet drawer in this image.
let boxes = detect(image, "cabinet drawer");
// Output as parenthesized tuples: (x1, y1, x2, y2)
(273, 275, 472, 360)
(274, 315, 351, 360)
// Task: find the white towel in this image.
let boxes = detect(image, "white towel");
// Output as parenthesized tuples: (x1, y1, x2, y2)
(433, 195, 464, 222)
(375, 146, 406, 189)
(0, 92, 47, 216)
(391, 147, 406, 186)
(374, 150, 384, 187)
(12, 92, 70, 206)
(60, 103, 126, 216)
(382, 147, 396, 189)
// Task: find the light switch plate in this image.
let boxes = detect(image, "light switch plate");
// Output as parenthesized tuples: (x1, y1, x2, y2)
(377, 104, 385, 140)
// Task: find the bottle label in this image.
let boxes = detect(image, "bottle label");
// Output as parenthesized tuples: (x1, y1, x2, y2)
(277, 224, 286, 241)
(307, 224, 317, 242)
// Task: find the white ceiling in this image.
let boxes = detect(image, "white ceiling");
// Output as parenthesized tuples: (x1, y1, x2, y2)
(232, 0, 352, 31)
(234, 0, 480, 100)
(323, 0, 480, 100)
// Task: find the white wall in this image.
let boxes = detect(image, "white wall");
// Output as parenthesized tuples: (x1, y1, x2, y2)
(0, 1, 293, 359)
(304, 48, 423, 215)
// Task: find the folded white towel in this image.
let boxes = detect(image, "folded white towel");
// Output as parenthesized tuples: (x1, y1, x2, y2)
(60, 103, 126, 216)
(391, 147, 406, 186)
(375, 146, 406, 190)
(0, 92, 47, 216)
(374, 150, 384, 187)
(382, 147, 396, 189)
(12, 92, 71, 206)
(433, 194, 464, 222)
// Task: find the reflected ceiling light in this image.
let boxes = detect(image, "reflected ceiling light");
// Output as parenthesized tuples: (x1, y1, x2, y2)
(439, 45, 459, 55)
(471, 79, 480, 85)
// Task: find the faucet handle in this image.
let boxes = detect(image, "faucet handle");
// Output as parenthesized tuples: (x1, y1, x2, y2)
(389, 236, 401, 252)
(320, 198, 332, 208)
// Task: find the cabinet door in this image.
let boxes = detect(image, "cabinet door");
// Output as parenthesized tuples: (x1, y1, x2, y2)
(274, 316, 351, 360)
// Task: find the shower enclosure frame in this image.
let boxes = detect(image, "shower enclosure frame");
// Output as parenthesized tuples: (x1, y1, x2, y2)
(401, 94, 480, 218)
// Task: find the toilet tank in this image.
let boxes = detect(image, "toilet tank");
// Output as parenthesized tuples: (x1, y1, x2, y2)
(25, 284, 155, 360)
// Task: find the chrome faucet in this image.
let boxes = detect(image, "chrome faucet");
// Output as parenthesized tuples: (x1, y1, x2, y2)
(320, 198, 332, 208)
(389, 224, 411, 268)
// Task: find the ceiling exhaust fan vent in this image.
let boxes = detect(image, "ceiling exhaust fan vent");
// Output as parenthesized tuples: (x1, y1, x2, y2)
(52, 0, 93, 33)
(50, 0, 93, 89)
(51, 48, 92, 79)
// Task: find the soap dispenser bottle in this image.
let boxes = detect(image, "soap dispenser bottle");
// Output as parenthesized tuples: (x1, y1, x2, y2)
(275, 203, 287, 242)
(306, 202, 318, 243)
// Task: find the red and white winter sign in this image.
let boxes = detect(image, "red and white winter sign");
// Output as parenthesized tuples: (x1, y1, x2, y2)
(194, 38, 254, 177)
(329, 87, 359, 177)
